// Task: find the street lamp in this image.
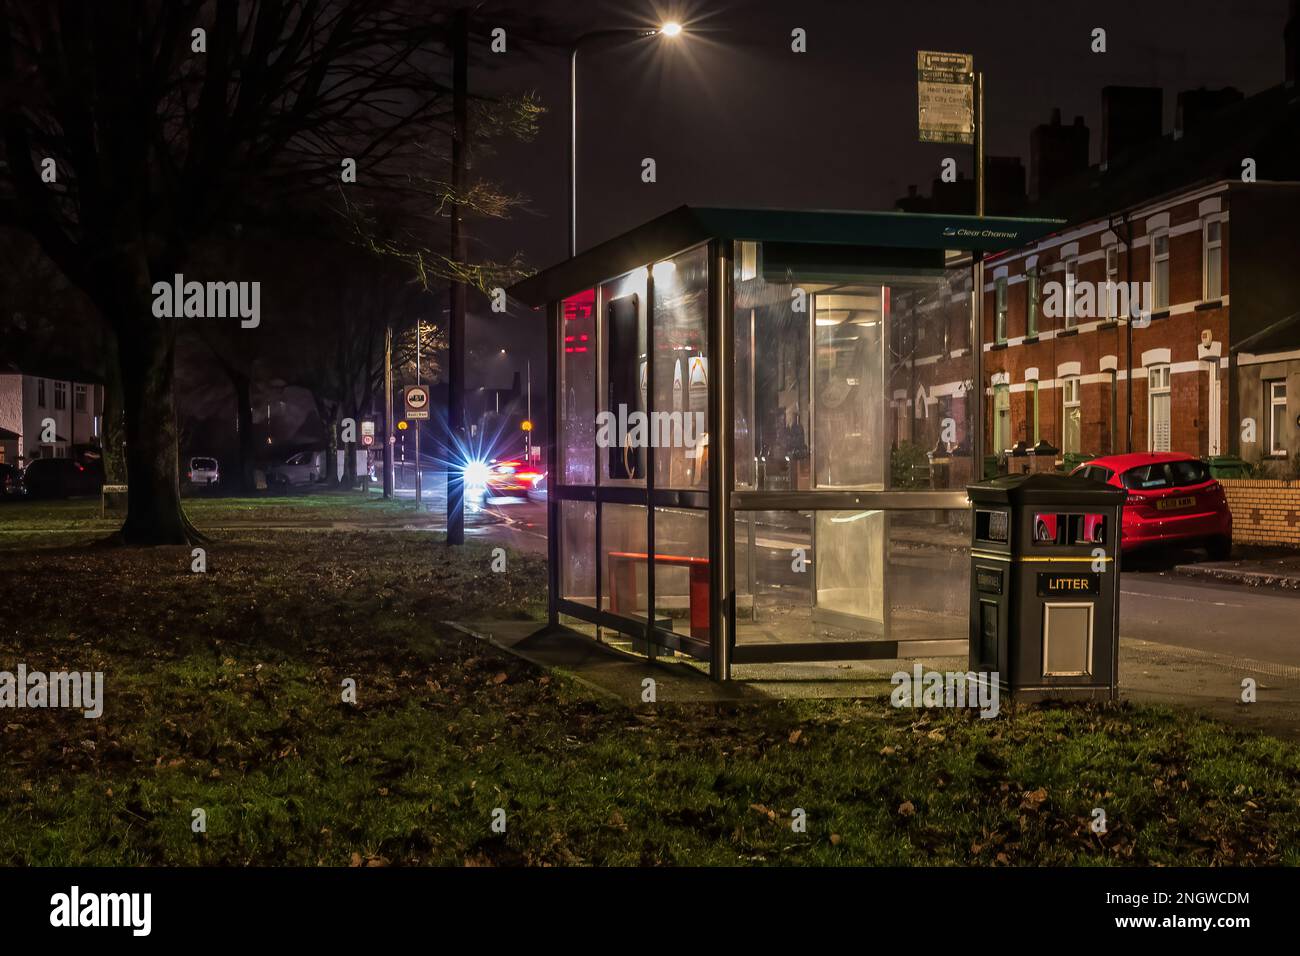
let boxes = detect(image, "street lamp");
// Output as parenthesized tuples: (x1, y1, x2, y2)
(569, 22, 683, 257)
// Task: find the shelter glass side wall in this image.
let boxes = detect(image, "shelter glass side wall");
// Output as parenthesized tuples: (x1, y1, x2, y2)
(731, 242, 975, 654)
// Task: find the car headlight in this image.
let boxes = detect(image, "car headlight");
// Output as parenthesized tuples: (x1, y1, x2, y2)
(463, 461, 490, 487)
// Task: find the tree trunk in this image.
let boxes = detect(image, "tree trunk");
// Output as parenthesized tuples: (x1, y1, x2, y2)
(342, 405, 358, 488)
(314, 396, 340, 486)
(100, 329, 128, 485)
(233, 372, 255, 494)
(109, 276, 202, 546)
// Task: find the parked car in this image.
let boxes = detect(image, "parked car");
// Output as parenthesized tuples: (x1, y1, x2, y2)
(265, 450, 319, 488)
(23, 457, 104, 499)
(1071, 452, 1232, 559)
(0, 462, 24, 498)
(187, 456, 220, 486)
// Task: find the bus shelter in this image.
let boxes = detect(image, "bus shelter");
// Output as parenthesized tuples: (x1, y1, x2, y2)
(508, 206, 1062, 680)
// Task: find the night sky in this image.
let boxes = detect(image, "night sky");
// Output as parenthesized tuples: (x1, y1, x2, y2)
(477, 0, 1288, 267)
(466, 0, 1287, 392)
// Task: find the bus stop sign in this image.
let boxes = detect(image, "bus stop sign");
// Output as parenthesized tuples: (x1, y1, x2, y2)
(405, 385, 430, 420)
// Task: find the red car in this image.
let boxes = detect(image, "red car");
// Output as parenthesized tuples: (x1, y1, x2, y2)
(484, 459, 544, 498)
(1070, 452, 1232, 559)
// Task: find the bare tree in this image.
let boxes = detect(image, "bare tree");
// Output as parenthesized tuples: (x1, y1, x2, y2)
(0, 0, 543, 543)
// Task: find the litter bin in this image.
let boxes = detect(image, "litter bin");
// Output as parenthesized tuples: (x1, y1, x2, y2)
(967, 473, 1125, 702)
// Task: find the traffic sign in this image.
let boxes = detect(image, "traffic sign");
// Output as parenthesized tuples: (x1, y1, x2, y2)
(361, 420, 375, 447)
(917, 50, 974, 144)
(405, 385, 430, 420)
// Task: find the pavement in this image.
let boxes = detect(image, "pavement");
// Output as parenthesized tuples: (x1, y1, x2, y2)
(1171, 548, 1300, 590)
(448, 618, 1300, 740)
(451, 507, 1300, 739)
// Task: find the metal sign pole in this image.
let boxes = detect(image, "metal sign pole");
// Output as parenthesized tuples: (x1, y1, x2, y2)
(415, 317, 422, 507)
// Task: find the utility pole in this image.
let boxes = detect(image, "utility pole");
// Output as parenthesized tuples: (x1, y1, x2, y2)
(383, 324, 394, 498)
(1123, 214, 1134, 453)
(415, 317, 423, 506)
(972, 69, 986, 476)
(447, 7, 468, 544)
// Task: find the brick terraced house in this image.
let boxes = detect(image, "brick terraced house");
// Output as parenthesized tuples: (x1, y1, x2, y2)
(977, 82, 1300, 475)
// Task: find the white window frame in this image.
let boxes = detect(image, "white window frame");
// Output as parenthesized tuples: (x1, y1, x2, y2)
(994, 277, 1008, 343)
(1150, 229, 1170, 310)
(74, 383, 88, 412)
(53, 381, 67, 411)
(37, 379, 46, 408)
(1268, 379, 1288, 457)
(1104, 245, 1120, 319)
(1202, 216, 1223, 301)
(1062, 377, 1081, 453)
(1148, 364, 1172, 452)
(1026, 268, 1039, 337)
(1063, 258, 1078, 329)
(993, 383, 1011, 453)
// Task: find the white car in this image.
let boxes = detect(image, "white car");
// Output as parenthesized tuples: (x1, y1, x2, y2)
(187, 456, 220, 486)
(266, 451, 319, 487)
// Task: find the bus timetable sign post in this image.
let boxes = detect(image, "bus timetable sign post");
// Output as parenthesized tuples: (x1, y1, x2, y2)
(917, 50, 974, 144)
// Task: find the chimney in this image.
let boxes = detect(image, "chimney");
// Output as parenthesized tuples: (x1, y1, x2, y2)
(1030, 108, 1089, 201)
(1101, 86, 1162, 168)
(1175, 87, 1244, 138)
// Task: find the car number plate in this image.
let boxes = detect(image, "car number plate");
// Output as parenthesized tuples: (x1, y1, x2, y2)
(1157, 496, 1195, 511)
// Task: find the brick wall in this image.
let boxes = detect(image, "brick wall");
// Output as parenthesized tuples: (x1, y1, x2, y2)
(1221, 479, 1300, 546)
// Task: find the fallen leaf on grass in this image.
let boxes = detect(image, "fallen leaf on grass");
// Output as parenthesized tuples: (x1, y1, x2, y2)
(1020, 787, 1048, 811)
(898, 800, 916, 818)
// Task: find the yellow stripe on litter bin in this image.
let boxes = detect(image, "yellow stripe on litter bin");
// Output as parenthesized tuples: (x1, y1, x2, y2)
(970, 550, 1112, 564)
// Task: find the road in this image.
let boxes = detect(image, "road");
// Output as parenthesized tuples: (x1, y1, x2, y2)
(482, 499, 1300, 668)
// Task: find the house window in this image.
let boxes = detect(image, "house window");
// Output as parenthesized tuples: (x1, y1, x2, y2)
(993, 383, 1011, 454)
(37, 379, 46, 408)
(1063, 258, 1078, 329)
(1026, 269, 1039, 338)
(1028, 380, 1040, 444)
(994, 277, 1008, 343)
(1150, 230, 1170, 310)
(1062, 377, 1082, 453)
(1104, 245, 1120, 319)
(53, 381, 67, 411)
(1268, 380, 1288, 456)
(1148, 365, 1171, 452)
(74, 384, 87, 412)
(1203, 218, 1223, 301)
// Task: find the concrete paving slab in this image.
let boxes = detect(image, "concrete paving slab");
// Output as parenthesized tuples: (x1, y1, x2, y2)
(446, 620, 1300, 739)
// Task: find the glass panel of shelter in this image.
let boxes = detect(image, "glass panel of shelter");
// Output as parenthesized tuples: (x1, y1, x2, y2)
(731, 241, 975, 652)
(557, 244, 714, 656)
